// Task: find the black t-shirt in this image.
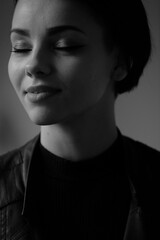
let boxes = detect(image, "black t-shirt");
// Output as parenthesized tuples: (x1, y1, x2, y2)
(30, 133, 131, 240)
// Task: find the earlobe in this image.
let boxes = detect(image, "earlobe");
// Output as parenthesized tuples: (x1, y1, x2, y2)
(111, 50, 129, 82)
(111, 65, 128, 82)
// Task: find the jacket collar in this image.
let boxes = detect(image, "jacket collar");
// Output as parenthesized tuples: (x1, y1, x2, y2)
(19, 134, 41, 216)
(0, 134, 40, 211)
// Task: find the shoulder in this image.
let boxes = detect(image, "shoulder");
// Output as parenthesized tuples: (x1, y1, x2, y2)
(122, 134, 160, 202)
(0, 135, 40, 209)
(122, 136, 160, 237)
(121, 134, 160, 198)
(0, 135, 40, 171)
(124, 134, 160, 154)
(122, 134, 160, 167)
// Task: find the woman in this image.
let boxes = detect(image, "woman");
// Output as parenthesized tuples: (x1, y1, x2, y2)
(0, 0, 159, 239)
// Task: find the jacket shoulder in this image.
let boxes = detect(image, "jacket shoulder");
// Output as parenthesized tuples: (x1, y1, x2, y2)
(0, 135, 39, 209)
(0, 135, 39, 170)
(123, 135, 160, 165)
(122, 137, 160, 238)
(122, 134, 159, 194)
(0, 148, 22, 171)
(122, 135, 160, 201)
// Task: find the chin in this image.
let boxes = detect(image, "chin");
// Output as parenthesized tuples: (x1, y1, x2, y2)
(27, 108, 61, 126)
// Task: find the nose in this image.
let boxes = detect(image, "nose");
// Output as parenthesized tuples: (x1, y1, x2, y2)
(25, 48, 52, 78)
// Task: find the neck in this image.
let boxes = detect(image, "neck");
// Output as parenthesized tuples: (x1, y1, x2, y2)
(41, 96, 117, 161)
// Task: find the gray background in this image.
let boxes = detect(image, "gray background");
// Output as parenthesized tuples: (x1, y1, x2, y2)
(0, 0, 160, 154)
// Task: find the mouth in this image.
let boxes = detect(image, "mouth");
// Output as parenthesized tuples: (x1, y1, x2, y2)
(25, 85, 62, 103)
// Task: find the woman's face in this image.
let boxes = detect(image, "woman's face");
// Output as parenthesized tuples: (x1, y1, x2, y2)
(8, 0, 117, 125)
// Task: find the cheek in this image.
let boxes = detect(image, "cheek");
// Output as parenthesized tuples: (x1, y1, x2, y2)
(8, 57, 24, 95)
(58, 55, 111, 103)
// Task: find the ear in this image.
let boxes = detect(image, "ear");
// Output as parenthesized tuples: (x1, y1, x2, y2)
(111, 54, 128, 82)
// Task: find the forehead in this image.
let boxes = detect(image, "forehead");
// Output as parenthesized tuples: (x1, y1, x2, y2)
(12, 0, 99, 33)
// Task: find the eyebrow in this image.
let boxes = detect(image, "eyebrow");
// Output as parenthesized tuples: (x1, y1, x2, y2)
(10, 25, 86, 37)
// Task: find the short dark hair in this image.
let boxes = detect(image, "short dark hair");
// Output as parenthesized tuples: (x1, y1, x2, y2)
(13, 0, 152, 96)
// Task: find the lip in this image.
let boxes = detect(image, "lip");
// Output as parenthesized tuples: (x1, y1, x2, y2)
(25, 85, 62, 94)
(25, 85, 62, 103)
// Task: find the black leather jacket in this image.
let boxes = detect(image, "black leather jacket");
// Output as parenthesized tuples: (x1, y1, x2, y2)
(0, 133, 160, 240)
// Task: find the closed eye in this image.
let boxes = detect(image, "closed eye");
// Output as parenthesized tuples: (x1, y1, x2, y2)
(10, 45, 85, 55)
(54, 45, 85, 52)
(10, 48, 32, 53)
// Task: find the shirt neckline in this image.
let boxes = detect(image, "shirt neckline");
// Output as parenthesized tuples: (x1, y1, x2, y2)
(39, 130, 124, 180)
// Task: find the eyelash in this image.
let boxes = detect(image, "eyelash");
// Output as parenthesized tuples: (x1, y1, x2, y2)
(10, 45, 84, 54)
(10, 48, 32, 53)
(55, 45, 84, 51)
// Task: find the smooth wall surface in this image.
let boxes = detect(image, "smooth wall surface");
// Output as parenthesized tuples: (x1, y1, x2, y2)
(0, 0, 160, 154)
